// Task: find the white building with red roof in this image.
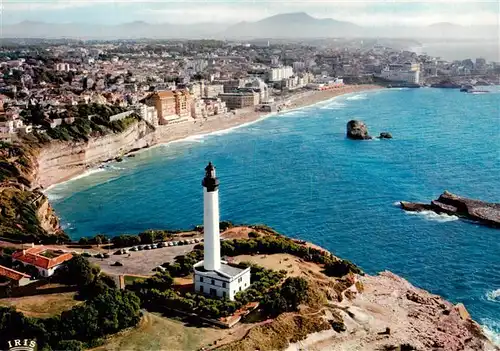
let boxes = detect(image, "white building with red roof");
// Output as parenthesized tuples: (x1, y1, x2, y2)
(12, 246, 73, 278)
(0, 265, 31, 287)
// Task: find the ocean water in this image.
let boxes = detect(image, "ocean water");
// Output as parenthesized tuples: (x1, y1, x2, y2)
(48, 87, 500, 343)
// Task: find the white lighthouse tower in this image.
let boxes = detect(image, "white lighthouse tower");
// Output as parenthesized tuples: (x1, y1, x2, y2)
(201, 162, 221, 271)
(193, 162, 251, 300)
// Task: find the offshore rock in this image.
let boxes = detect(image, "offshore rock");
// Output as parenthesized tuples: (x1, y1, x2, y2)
(379, 132, 393, 139)
(400, 191, 500, 228)
(346, 120, 371, 140)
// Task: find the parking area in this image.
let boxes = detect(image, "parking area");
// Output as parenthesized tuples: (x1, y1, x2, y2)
(89, 243, 197, 276)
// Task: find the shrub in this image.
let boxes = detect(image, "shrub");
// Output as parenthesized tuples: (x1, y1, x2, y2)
(260, 277, 309, 317)
(160, 250, 203, 277)
(323, 259, 362, 277)
(248, 231, 260, 238)
(219, 221, 234, 231)
(56, 340, 85, 351)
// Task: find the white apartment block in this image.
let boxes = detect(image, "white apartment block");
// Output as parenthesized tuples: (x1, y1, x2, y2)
(293, 61, 306, 72)
(379, 69, 420, 84)
(267, 66, 294, 82)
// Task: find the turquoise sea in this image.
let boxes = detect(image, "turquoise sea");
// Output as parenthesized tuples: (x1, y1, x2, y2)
(47, 87, 500, 343)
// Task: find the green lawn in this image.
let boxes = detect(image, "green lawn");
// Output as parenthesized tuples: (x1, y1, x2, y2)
(123, 275, 145, 285)
(0, 292, 81, 318)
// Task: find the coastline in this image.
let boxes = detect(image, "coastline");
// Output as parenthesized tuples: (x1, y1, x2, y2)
(42, 84, 382, 190)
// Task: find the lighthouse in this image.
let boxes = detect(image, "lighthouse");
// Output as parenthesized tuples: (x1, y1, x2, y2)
(201, 162, 221, 271)
(193, 162, 251, 300)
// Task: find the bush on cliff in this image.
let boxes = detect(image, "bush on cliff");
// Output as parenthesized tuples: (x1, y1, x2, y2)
(261, 277, 309, 317)
(169, 234, 362, 278)
(0, 141, 69, 243)
(44, 115, 139, 143)
(323, 259, 362, 277)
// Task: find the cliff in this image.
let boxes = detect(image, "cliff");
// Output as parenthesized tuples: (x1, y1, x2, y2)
(0, 118, 156, 242)
(221, 269, 498, 350)
(36, 196, 61, 234)
(36, 120, 155, 188)
(0, 142, 66, 242)
(171, 226, 497, 351)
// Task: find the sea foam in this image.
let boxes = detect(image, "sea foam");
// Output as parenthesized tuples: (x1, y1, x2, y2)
(44, 167, 107, 193)
(320, 101, 346, 110)
(486, 289, 500, 302)
(406, 210, 459, 223)
(482, 319, 500, 346)
(346, 94, 367, 101)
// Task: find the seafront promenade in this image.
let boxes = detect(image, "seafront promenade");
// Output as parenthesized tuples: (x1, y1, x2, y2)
(148, 85, 382, 154)
(40, 85, 381, 189)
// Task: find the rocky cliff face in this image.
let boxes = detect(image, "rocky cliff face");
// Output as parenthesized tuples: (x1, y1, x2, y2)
(285, 271, 498, 351)
(1, 120, 156, 242)
(35, 196, 61, 234)
(36, 120, 155, 188)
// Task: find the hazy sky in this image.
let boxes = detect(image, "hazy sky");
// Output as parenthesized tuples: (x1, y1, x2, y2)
(2, 0, 499, 26)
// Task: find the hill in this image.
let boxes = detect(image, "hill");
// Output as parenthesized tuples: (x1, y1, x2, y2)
(1, 13, 496, 40)
(223, 12, 362, 39)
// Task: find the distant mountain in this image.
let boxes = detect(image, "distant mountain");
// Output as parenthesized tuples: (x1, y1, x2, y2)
(1, 13, 496, 40)
(223, 12, 362, 39)
(0, 21, 227, 39)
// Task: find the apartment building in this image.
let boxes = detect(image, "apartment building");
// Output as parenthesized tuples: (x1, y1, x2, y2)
(218, 92, 259, 110)
(146, 89, 192, 124)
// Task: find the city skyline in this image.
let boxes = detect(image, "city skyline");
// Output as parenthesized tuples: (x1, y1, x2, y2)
(2, 0, 499, 26)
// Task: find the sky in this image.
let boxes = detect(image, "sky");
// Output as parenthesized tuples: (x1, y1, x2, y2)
(1, 0, 499, 26)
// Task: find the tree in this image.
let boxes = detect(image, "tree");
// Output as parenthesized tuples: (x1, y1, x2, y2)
(139, 230, 155, 244)
(323, 259, 361, 277)
(56, 255, 98, 287)
(280, 277, 308, 311)
(0, 307, 49, 350)
(79, 237, 89, 245)
(56, 340, 84, 351)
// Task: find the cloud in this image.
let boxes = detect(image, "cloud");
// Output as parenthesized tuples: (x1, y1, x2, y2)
(3, 0, 499, 26)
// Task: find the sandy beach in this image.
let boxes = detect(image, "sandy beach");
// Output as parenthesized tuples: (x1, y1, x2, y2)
(153, 84, 381, 146)
(41, 85, 381, 189)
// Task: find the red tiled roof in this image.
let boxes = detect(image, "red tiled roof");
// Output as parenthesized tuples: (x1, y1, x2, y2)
(12, 247, 73, 269)
(0, 264, 30, 281)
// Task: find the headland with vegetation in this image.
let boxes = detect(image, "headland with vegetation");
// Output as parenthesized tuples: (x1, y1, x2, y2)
(0, 224, 495, 351)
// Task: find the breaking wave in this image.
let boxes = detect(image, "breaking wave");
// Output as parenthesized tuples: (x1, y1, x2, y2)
(406, 210, 459, 223)
(486, 289, 500, 302)
(320, 101, 346, 110)
(346, 94, 367, 101)
(44, 167, 107, 194)
(482, 319, 500, 346)
(45, 193, 63, 201)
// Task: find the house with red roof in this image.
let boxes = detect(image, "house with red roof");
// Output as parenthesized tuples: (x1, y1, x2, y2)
(0, 265, 31, 287)
(12, 246, 73, 278)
